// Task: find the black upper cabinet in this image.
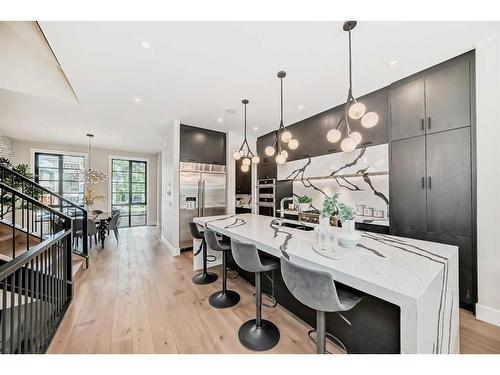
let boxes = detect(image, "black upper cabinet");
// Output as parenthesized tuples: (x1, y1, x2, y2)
(180, 124, 226, 165)
(257, 132, 277, 180)
(389, 77, 426, 141)
(390, 54, 472, 141)
(390, 136, 427, 235)
(426, 127, 472, 236)
(285, 116, 319, 161)
(425, 58, 471, 134)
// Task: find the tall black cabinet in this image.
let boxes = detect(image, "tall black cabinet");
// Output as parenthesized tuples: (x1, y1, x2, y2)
(389, 51, 476, 309)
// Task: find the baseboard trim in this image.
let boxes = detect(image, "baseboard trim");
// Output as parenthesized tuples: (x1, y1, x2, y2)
(160, 235, 180, 256)
(476, 303, 500, 327)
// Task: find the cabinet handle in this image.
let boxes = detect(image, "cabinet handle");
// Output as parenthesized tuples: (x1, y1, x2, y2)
(421, 118, 425, 132)
(427, 117, 431, 130)
(421, 177, 425, 189)
(428, 176, 432, 189)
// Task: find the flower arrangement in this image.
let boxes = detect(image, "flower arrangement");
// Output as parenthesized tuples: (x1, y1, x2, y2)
(83, 187, 105, 206)
(320, 193, 340, 218)
(338, 202, 356, 221)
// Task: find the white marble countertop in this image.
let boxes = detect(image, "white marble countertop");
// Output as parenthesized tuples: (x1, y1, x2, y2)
(194, 213, 459, 354)
(277, 209, 389, 226)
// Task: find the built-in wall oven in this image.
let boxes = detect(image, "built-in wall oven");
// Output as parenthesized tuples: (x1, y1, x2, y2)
(256, 178, 293, 217)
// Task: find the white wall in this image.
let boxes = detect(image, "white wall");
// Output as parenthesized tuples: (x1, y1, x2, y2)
(475, 32, 500, 327)
(160, 120, 180, 255)
(12, 139, 159, 225)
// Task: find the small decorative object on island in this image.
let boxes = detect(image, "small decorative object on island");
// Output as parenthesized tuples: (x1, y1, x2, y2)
(326, 21, 379, 153)
(297, 195, 312, 212)
(83, 187, 105, 210)
(316, 194, 340, 247)
(233, 99, 259, 172)
(264, 71, 299, 164)
(338, 202, 361, 248)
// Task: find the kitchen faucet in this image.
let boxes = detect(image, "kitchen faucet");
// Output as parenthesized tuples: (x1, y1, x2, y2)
(280, 196, 299, 218)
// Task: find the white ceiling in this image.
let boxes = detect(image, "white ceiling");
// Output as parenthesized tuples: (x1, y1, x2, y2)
(0, 21, 498, 153)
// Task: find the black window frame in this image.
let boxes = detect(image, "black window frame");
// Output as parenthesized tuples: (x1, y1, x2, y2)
(111, 159, 148, 227)
(34, 152, 85, 206)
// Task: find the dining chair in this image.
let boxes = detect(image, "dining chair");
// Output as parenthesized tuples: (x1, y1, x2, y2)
(107, 213, 120, 243)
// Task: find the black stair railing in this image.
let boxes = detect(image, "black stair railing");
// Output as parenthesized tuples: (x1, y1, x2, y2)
(0, 165, 88, 266)
(0, 182, 73, 354)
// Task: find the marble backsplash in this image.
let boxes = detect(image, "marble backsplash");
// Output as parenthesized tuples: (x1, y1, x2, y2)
(277, 144, 389, 218)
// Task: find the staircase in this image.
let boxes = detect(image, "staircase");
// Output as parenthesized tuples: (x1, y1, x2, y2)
(0, 165, 89, 267)
(0, 167, 86, 353)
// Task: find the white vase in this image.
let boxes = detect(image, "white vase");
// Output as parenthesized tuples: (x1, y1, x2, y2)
(299, 203, 310, 212)
(339, 219, 360, 248)
(344, 219, 355, 234)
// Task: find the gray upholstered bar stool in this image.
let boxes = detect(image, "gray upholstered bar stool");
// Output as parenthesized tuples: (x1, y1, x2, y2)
(281, 256, 364, 354)
(189, 222, 218, 285)
(231, 239, 280, 351)
(204, 228, 240, 308)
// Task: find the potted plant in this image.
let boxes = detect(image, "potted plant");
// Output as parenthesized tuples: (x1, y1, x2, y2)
(83, 187, 105, 210)
(338, 202, 360, 248)
(318, 193, 339, 229)
(297, 195, 312, 212)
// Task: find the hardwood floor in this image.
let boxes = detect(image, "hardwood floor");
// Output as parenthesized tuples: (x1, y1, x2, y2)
(48, 226, 500, 354)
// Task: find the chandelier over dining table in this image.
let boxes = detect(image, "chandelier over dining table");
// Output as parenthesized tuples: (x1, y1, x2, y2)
(326, 21, 379, 153)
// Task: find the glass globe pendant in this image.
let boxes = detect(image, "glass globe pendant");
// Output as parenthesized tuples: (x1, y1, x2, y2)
(326, 21, 379, 153)
(265, 71, 299, 164)
(233, 99, 258, 172)
(288, 138, 299, 150)
(265, 146, 275, 156)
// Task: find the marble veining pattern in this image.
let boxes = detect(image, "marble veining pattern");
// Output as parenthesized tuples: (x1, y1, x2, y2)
(279, 144, 390, 218)
(193, 213, 459, 354)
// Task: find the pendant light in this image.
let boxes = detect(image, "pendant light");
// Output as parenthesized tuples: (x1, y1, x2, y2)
(327, 21, 379, 153)
(81, 134, 107, 184)
(264, 71, 299, 165)
(233, 99, 259, 172)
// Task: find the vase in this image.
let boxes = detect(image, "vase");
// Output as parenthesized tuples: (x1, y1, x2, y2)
(299, 203, 310, 212)
(338, 219, 360, 248)
(344, 219, 355, 234)
(317, 216, 332, 248)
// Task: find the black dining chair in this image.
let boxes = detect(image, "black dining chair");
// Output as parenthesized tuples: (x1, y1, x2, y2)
(74, 219, 98, 248)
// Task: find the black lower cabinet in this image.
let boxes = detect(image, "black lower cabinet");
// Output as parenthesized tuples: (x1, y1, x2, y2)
(227, 250, 400, 353)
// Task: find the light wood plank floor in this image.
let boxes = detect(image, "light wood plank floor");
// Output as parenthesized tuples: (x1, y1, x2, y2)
(48, 226, 500, 354)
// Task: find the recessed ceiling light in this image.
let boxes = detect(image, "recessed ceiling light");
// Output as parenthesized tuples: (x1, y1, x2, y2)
(225, 109, 238, 115)
(388, 60, 399, 66)
(298, 105, 304, 110)
(141, 41, 151, 49)
(132, 97, 142, 103)
(217, 118, 223, 123)
(253, 127, 258, 131)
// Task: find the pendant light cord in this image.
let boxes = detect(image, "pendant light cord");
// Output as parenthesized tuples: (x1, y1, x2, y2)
(280, 77, 284, 129)
(88, 135, 92, 169)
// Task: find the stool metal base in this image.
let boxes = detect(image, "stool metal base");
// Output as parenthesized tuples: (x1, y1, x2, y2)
(209, 290, 240, 309)
(238, 319, 280, 351)
(192, 272, 218, 285)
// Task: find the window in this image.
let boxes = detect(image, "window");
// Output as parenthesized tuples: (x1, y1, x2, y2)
(111, 159, 147, 227)
(35, 152, 85, 205)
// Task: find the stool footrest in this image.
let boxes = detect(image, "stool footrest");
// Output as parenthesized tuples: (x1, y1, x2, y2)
(307, 329, 348, 354)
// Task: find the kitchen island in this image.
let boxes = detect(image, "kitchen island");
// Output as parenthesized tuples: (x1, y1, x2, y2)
(193, 213, 459, 354)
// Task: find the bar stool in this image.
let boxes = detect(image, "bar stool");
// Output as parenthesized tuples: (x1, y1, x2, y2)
(280, 256, 364, 354)
(204, 228, 240, 308)
(189, 222, 218, 285)
(231, 239, 280, 351)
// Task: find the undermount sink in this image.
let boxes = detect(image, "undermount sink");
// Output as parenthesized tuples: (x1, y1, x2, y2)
(276, 219, 316, 231)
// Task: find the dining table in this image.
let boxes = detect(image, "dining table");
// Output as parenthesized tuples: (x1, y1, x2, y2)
(90, 211, 112, 248)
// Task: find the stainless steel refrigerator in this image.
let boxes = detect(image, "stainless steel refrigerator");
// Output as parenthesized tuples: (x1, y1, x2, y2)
(179, 162, 227, 249)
